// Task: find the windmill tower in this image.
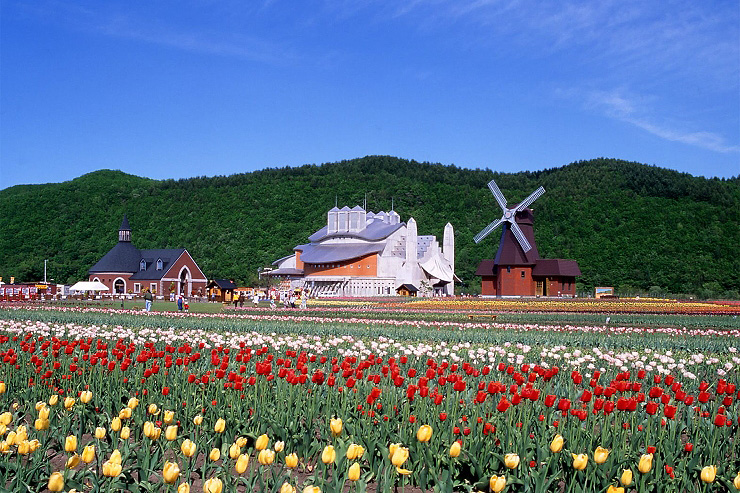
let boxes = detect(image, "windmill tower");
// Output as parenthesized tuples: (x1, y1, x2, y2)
(474, 180, 546, 296)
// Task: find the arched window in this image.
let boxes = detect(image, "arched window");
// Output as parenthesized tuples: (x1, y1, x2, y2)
(156, 259, 163, 270)
(113, 278, 125, 294)
(140, 259, 146, 271)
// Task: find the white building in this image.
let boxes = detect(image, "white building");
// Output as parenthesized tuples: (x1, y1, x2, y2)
(269, 206, 456, 297)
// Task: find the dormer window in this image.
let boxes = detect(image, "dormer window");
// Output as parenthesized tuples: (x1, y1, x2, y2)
(156, 259, 163, 271)
(140, 260, 146, 271)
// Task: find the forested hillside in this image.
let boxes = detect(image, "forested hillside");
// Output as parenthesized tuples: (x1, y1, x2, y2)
(1, 157, 738, 297)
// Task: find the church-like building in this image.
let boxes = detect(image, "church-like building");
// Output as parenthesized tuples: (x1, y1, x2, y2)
(88, 216, 207, 297)
(269, 206, 456, 297)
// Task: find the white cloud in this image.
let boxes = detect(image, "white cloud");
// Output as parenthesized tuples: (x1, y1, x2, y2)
(587, 89, 739, 154)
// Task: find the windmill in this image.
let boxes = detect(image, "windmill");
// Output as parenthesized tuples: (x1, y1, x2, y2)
(473, 180, 545, 253)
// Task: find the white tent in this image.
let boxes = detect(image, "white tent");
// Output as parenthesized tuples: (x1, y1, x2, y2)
(69, 281, 109, 292)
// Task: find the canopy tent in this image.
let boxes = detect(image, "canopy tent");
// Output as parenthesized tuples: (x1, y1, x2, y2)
(419, 253, 457, 284)
(69, 281, 109, 292)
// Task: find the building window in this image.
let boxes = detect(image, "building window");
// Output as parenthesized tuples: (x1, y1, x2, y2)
(140, 260, 146, 271)
(150, 283, 157, 293)
(157, 259, 163, 270)
(506, 266, 511, 273)
(134, 283, 141, 294)
(521, 271, 525, 278)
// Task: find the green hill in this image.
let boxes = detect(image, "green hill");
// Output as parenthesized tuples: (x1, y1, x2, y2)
(1, 157, 738, 298)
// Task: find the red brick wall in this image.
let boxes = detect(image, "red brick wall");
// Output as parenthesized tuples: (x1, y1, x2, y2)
(497, 266, 534, 296)
(481, 277, 497, 296)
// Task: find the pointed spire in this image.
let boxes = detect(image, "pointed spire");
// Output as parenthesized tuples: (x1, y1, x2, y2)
(119, 215, 131, 242)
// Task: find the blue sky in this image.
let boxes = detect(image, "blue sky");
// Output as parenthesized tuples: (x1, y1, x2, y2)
(1, 0, 738, 189)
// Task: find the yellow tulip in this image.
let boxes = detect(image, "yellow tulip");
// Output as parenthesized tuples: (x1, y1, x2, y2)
(280, 483, 296, 493)
(103, 460, 122, 477)
(607, 486, 624, 493)
(594, 446, 610, 464)
(389, 442, 400, 459)
(209, 448, 221, 461)
(80, 390, 92, 403)
(49, 394, 59, 406)
(148, 403, 159, 415)
(391, 446, 409, 467)
(143, 421, 155, 438)
(0, 423, 5, 436)
(504, 453, 520, 469)
(38, 405, 50, 420)
(119, 407, 132, 419)
(181, 439, 197, 457)
(214, 418, 225, 433)
(95, 427, 106, 439)
(348, 462, 361, 481)
(416, 424, 433, 443)
(28, 439, 41, 452)
(700, 465, 717, 483)
(64, 397, 75, 409)
(151, 427, 162, 440)
(549, 434, 564, 453)
(274, 440, 285, 452)
(259, 449, 276, 465)
(347, 443, 364, 460)
(449, 441, 462, 458)
(330, 417, 343, 436)
(0, 382, 5, 394)
(229, 442, 241, 459)
(127, 397, 139, 409)
(193, 415, 203, 426)
(638, 453, 653, 474)
(18, 440, 32, 455)
(120, 426, 131, 440)
(0, 412, 11, 426)
(255, 433, 269, 451)
(396, 466, 413, 475)
(165, 425, 178, 441)
(164, 410, 175, 424)
(163, 461, 181, 484)
(734, 472, 740, 490)
(178, 483, 191, 493)
(110, 417, 122, 432)
(321, 445, 336, 465)
(6, 431, 16, 446)
(236, 436, 248, 448)
(302, 487, 321, 493)
(235, 454, 249, 474)
(620, 469, 633, 486)
(489, 475, 507, 492)
(285, 452, 299, 468)
(48, 471, 65, 492)
(109, 449, 123, 464)
(34, 418, 49, 431)
(14, 426, 28, 444)
(203, 477, 223, 493)
(65, 435, 78, 453)
(82, 444, 95, 463)
(572, 453, 588, 470)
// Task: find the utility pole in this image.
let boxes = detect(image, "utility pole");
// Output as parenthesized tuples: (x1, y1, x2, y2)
(44, 260, 48, 284)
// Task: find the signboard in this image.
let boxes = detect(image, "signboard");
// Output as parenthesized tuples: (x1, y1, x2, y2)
(595, 286, 615, 298)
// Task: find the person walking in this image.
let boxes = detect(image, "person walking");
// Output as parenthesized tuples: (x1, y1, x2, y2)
(144, 289, 153, 312)
(177, 294, 183, 311)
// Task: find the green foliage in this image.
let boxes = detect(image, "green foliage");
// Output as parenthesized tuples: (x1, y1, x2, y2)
(1, 157, 738, 295)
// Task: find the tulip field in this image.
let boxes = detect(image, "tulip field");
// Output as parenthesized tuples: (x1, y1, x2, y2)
(0, 299, 739, 492)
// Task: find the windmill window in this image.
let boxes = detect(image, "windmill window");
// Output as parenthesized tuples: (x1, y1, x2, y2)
(156, 259, 163, 271)
(521, 271, 525, 278)
(506, 266, 511, 273)
(140, 260, 146, 271)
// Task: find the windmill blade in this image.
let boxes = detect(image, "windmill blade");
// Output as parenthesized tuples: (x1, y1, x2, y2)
(509, 221, 532, 252)
(473, 217, 504, 244)
(487, 180, 509, 211)
(515, 186, 545, 211)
